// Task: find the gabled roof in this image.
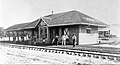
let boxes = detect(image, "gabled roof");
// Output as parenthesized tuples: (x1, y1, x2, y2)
(6, 10, 108, 31)
(43, 10, 108, 27)
(6, 19, 38, 31)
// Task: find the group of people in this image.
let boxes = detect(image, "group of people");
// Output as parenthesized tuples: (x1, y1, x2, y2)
(52, 34, 77, 47)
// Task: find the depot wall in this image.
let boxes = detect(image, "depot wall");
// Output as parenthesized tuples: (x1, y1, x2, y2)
(79, 25, 98, 45)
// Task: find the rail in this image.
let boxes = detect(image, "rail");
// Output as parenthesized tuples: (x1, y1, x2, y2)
(0, 43, 120, 62)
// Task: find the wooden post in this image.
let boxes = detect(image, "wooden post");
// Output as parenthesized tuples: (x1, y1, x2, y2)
(47, 27, 50, 43)
(8, 31, 10, 41)
(21, 31, 24, 42)
(59, 27, 62, 42)
(15, 31, 17, 42)
(39, 27, 41, 39)
(26, 31, 27, 40)
(59, 27, 62, 37)
(30, 30, 32, 45)
(17, 31, 19, 43)
(53, 28, 55, 38)
(12, 32, 15, 43)
(29, 30, 33, 45)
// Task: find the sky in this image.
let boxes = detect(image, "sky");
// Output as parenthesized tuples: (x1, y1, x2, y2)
(0, 0, 120, 36)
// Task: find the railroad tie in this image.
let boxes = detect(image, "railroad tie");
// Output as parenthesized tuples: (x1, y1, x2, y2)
(87, 54, 92, 57)
(37, 48, 40, 51)
(53, 50, 55, 53)
(49, 49, 51, 52)
(34, 48, 37, 51)
(70, 52, 74, 55)
(57, 50, 60, 53)
(27, 47, 30, 50)
(107, 56, 115, 61)
(42, 49, 45, 52)
(45, 49, 47, 52)
(51, 50, 54, 53)
(50, 50, 53, 53)
(32, 48, 34, 50)
(22, 47, 25, 49)
(59, 51, 63, 54)
(37, 48, 39, 51)
(93, 54, 99, 58)
(78, 53, 81, 56)
(41, 49, 43, 51)
(26, 47, 29, 50)
(31, 48, 34, 50)
(62, 51, 65, 54)
(82, 53, 87, 57)
(40, 49, 43, 51)
(28, 47, 31, 50)
(55, 50, 58, 53)
(74, 52, 78, 56)
(30, 47, 32, 50)
(23, 47, 25, 49)
(61, 51, 63, 54)
(66, 51, 69, 55)
(80, 53, 84, 56)
(47, 49, 50, 52)
(116, 57, 120, 62)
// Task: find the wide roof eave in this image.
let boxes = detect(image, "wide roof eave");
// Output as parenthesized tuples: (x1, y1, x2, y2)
(47, 22, 108, 28)
(6, 27, 35, 32)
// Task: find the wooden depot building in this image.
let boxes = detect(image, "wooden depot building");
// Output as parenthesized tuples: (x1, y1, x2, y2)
(5, 10, 108, 45)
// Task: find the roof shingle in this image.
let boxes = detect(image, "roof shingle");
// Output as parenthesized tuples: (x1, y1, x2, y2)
(6, 19, 38, 31)
(6, 10, 108, 31)
(44, 10, 108, 27)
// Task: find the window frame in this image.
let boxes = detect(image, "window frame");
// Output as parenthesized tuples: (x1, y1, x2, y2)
(86, 28, 91, 34)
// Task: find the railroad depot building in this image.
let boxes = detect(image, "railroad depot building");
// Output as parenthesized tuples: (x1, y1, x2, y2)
(6, 10, 108, 45)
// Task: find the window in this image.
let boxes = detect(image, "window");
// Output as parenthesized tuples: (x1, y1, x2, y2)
(40, 28, 44, 38)
(39, 27, 47, 39)
(40, 29, 43, 34)
(44, 28, 47, 38)
(64, 28, 69, 35)
(86, 28, 91, 34)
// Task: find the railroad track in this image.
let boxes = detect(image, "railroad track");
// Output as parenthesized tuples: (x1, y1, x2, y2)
(0, 43, 120, 62)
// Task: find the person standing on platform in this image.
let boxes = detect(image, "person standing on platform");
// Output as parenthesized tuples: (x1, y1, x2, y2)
(55, 35, 59, 46)
(62, 34, 66, 46)
(72, 33, 77, 47)
(52, 35, 59, 46)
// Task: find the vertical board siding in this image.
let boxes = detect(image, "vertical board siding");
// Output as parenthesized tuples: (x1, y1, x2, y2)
(79, 25, 98, 45)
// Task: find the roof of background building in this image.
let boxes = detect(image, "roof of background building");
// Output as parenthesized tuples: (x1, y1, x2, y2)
(6, 10, 108, 31)
(44, 10, 108, 27)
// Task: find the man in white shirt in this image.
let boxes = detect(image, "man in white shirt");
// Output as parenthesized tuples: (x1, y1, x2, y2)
(62, 34, 67, 45)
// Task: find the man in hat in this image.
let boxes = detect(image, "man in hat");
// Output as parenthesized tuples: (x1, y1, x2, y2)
(72, 33, 77, 47)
